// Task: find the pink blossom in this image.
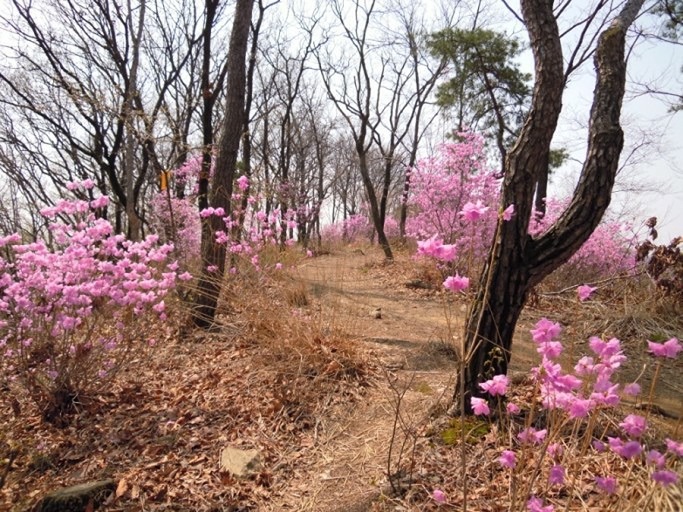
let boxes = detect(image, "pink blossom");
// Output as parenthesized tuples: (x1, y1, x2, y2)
(574, 356, 595, 376)
(527, 496, 554, 512)
(547, 443, 563, 459)
(623, 382, 641, 396)
(306, 250, 313, 258)
(518, 427, 547, 445)
(498, 450, 517, 468)
(236, 175, 250, 191)
(548, 465, 565, 485)
(568, 397, 594, 418)
(592, 439, 606, 452)
(275, 263, 283, 270)
(665, 438, 683, 457)
(651, 470, 679, 486)
(432, 489, 446, 503)
(479, 374, 509, 396)
(506, 402, 520, 415)
(460, 200, 490, 221)
(619, 414, 647, 438)
(577, 284, 597, 301)
(536, 340, 563, 359)
(611, 439, 642, 459)
(443, 274, 469, 292)
(502, 204, 515, 221)
(647, 338, 682, 358)
(470, 397, 490, 416)
(530, 318, 561, 343)
(646, 450, 666, 468)
(595, 476, 617, 495)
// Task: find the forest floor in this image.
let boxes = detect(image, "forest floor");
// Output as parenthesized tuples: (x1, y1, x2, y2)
(1, 245, 681, 511)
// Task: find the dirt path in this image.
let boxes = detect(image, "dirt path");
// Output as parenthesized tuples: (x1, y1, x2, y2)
(267, 247, 539, 511)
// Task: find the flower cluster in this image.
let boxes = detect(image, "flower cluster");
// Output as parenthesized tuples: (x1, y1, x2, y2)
(465, 319, 682, 510)
(0, 186, 179, 417)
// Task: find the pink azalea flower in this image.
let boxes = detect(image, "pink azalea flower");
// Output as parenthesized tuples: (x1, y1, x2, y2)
(619, 414, 647, 438)
(592, 439, 606, 452)
(623, 382, 641, 396)
(647, 338, 682, 358)
(460, 200, 490, 221)
(434, 243, 457, 262)
(536, 340, 563, 359)
(651, 470, 679, 486)
(518, 427, 547, 445)
(502, 204, 515, 221)
(577, 284, 597, 301)
(547, 443, 563, 459)
(614, 440, 642, 459)
(236, 175, 250, 191)
(548, 465, 565, 485)
(527, 496, 554, 512)
(479, 374, 509, 396)
(432, 489, 446, 503)
(595, 476, 618, 495)
(665, 438, 683, 457)
(498, 450, 517, 468)
(506, 402, 521, 415)
(568, 397, 594, 418)
(530, 318, 561, 343)
(471, 397, 490, 416)
(646, 450, 666, 468)
(443, 274, 469, 292)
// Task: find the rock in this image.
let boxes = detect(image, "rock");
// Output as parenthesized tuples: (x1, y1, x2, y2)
(371, 308, 382, 319)
(219, 447, 262, 478)
(32, 479, 116, 512)
(405, 279, 431, 290)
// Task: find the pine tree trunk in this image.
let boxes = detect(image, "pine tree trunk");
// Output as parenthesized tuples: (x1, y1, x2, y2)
(458, 0, 645, 413)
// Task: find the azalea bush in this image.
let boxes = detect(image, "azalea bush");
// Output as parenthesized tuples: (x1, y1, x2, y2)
(530, 198, 638, 284)
(407, 135, 638, 288)
(321, 212, 400, 245)
(429, 313, 682, 510)
(152, 158, 298, 275)
(0, 183, 180, 423)
(406, 132, 500, 262)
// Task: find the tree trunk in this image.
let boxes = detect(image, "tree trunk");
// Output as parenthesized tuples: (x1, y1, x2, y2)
(193, 0, 254, 328)
(358, 149, 393, 260)
(458, 0, 645, 413)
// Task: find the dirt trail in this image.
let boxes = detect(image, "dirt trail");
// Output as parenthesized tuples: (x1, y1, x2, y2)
(267, 248, 539, 511)
(267, 247, 681, 511)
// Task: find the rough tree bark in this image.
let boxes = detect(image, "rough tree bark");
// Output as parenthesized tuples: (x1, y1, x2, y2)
(193, 0, 254, 328)
(458, 0, 646, 412)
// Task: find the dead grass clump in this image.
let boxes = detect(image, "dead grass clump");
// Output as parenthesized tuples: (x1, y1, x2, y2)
(227, 267, 373, 429)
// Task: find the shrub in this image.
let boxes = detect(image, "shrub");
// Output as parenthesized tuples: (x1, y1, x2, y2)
(0, 184, 178, 423)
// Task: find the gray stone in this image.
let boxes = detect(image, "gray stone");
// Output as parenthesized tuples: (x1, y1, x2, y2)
(219, 447, 262, 478)
(32, 479, 116, 512)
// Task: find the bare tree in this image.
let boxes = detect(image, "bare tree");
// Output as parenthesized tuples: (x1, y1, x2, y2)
(193, 0, 255, 328)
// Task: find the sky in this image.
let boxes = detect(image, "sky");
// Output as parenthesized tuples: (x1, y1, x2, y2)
(500, 1, 683, 242)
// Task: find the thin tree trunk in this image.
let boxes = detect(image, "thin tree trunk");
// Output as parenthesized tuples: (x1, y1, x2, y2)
(193, 0, 254, 328)
(123, 0, 146, 241)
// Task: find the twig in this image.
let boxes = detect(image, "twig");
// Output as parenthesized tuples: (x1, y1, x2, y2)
(540, 267, 644, 297)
